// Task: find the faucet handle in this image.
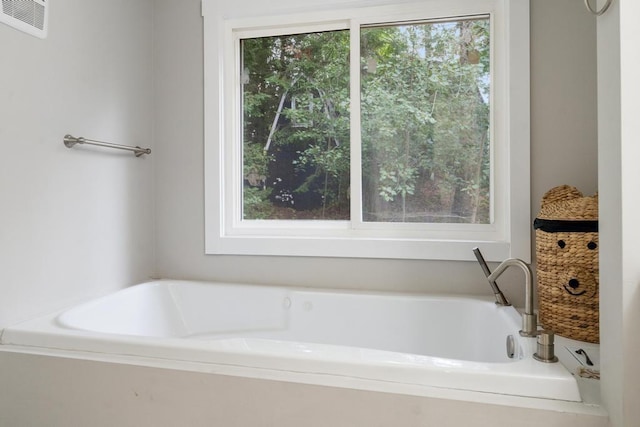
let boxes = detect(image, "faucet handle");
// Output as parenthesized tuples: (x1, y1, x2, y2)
(533, 330, 559, 363)
(472, 247, 511, 306)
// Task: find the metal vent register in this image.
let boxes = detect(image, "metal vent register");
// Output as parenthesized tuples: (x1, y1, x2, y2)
(1, 0, 48, 38)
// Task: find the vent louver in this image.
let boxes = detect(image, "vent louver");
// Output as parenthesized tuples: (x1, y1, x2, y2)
(1, 0, 48, 38)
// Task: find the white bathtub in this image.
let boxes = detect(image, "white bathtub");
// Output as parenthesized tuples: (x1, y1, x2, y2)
(0, 280, 581, 402)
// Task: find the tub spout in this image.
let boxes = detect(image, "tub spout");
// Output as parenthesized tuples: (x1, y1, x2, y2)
(486, 258, 538, 337)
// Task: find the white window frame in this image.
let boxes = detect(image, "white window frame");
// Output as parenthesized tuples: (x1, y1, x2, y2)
(203, 0, 530, 262)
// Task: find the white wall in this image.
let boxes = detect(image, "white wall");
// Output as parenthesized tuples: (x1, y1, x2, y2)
(596, 1, 622, 424)
(619, 0, 640, 418)
(0, 0, 155, 328)
(598, 0, 640, 425)
(530, 1, 598, 197)
(154, 0, 598, 308)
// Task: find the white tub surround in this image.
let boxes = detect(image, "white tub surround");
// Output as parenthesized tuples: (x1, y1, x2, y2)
(0, 280, 582, 403)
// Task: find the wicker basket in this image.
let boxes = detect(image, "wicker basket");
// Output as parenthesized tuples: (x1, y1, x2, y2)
(533, 185, 599, 343)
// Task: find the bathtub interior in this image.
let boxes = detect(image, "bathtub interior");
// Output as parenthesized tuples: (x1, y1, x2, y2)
(57, 283, 289, 339)
(56, 281, 522, 364)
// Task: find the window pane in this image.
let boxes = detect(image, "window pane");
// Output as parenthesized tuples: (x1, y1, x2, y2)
(241, 31, 350, 220)
(361, 18, 491, 224)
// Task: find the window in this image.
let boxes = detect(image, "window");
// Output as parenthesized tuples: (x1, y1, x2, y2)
(204, 0, 530, 261)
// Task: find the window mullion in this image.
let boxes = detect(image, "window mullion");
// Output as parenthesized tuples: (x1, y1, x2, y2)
(349, 19, 364, 229)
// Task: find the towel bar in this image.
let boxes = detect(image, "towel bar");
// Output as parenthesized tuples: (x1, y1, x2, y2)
(63, 134, 151, 157)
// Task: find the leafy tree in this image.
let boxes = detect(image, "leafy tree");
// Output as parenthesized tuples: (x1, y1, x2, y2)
(242, 31, 350, 219)
(361, 20, 490, 223)
(241, 18, 490, 223)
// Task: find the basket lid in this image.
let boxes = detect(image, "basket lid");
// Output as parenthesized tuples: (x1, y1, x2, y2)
(535, 185, 598, 224)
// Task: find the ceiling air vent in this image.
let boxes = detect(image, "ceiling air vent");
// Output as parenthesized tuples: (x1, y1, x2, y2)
(1, 0, 48, 39)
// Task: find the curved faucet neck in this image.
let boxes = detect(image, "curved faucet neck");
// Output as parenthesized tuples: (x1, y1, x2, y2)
(486, 258, 537, 337)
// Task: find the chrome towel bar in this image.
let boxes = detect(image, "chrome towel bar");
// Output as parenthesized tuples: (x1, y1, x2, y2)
(63, 134, 151, 157)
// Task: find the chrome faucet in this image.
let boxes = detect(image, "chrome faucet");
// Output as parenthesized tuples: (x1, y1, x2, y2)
(486, 258, 538, 337)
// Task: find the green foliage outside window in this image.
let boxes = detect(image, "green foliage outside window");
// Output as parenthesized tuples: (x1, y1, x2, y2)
(241, 18, 490, 223)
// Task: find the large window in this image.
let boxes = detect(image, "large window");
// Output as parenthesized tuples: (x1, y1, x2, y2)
(204, 0, 530, 261)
